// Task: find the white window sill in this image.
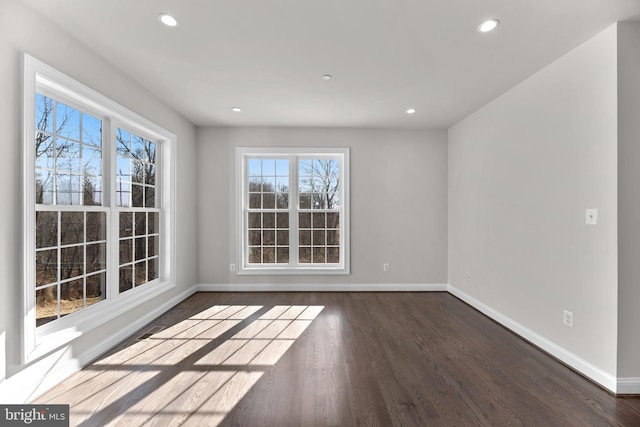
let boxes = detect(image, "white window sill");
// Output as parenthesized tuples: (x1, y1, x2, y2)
(236, 266, 350, 276)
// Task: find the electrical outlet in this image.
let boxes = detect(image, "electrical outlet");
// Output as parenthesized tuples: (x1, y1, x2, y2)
(229, 263, 236, 272)
(466, 271, 472, 280)
(563, 310, 574, 327)
(585, 209, 598, 225)
(383, 263, 390, 272)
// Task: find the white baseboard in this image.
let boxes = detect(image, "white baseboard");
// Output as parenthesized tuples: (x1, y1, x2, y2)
(617, 377, 640, 394)
(447, 284, 618, 394)
(0, 286, 197, 404)
(195, 283, 448, 292)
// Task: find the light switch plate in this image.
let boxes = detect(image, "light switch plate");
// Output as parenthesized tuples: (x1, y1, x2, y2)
(585, 209, 598, 225)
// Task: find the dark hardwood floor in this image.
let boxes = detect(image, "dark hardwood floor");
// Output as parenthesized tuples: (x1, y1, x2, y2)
(35, 292, 640, 426)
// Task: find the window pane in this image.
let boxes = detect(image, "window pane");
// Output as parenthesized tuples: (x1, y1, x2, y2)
(35, 94, 53, 133)
(145, 187, 155, 208)
(276, 192, 288, 209)
(116, 129, 131, 155)
(56, 174, 82, 205)
(249, 193, 261, 209)
(263, 230, 275, 245)
(248, 247, 261, 263)
(132, 184, 144, 207)
(60, 245, 84, 280)
(299, 247, 311, 264)
(36, 249, 57, 286)
(82, 146, 102, 177)
(263, 213, 275, 228)
(56, 102, 80, 141)
(120, 239, 132, 264)
(148, 212, 159, 234)
(120, 212, 133, 237)
(83, 175, 102, 206)
(248, 159, 261, 176)
(86, 272, 106, 306)
(119, 265, 133, 292)
(313, 213, 326, 228)
(299, 193, 311, 209)
(299, 213, 311, 229)
(313, 247, 326, 263)
(148, 236, 159, 257)
(248, 230, 261, 246)
(263, 193, 275, 209)
(36, 170, 54, 204)
(275, 159, 288, 176)
(86, 243, 106, 274)
(135, 237, 147, 261)
(145, 164, 156, 185)
(276, 247, 289, 263)
(277, 230, 289, 245)
(299, 230, 311, 246)
(148, 258, 159, 281)
(145, 141, 156, 164)
(313, 230, 326, 245)
(263, 247, 275, 263)
(117, 156, 131, 180)
(327, 230, 340, 245)
(60, 278, 84, 317)
(116, 180, 131, 207)
(277, 213, 289, 228)
(327, 247, 340, 263)
(327, 213, 339, 229)
(60, 211, 84, 245)
(248, 212, 261, 228)
(36, 141, 54, 169)
(36, 211, 57, 248)
(135, 212, 146, 235)
(135, 261, 147, 286)
(57, 139, 81, 173)
(36, 285, 57, 326)
(132, 160, 144, 184)
(82, 112, 102, 147)
(132, 135, 144, 159)
(86, 212, 106, 242)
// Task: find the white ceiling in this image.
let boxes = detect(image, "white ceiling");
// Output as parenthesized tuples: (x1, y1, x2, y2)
(20, 0, 640, 129)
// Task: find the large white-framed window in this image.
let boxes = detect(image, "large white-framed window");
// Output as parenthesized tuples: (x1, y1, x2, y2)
(236, 147, 350, 275)
(23, 54, 176, 362)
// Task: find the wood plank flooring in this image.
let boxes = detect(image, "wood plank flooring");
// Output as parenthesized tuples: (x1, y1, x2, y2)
(35, 292, 640, 426)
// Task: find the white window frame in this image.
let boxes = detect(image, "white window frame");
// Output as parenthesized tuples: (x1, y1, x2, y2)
(236, 147, 350, 275)
(22, 54, 177, 363)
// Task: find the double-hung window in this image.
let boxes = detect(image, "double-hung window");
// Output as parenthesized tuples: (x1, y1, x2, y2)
(23, 54, 176, 361)
(237, 148, 350, 274)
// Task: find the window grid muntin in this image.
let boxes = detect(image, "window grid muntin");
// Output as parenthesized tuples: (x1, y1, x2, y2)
(35, 93, 104, 207)
(246, 158, 290, 265)
(115, 128, 158, 209)
(243, 153, 344, 268)
(34, 207, 108, 326)
(117, 208, 161, 293)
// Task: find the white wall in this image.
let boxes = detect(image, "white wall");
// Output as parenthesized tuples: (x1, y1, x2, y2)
(197, 126, 448, 287)
(448, 25, 619, 377)
(617, 22, 640, 381)
(0, 0, 198, 400)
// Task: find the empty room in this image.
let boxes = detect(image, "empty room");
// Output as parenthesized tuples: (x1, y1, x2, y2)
(2, 0, 640, 425)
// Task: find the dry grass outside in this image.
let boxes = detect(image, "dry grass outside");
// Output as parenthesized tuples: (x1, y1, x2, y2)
(36, 296, 104, 320)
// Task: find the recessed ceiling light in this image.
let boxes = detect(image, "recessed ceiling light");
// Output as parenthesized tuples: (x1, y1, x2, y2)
(322, 74, 332, 81)
(159, 13, 178, 27)
(406, 108, 416, 115)
(478, 19, 499, 33)
(231, 107, 242, 112)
